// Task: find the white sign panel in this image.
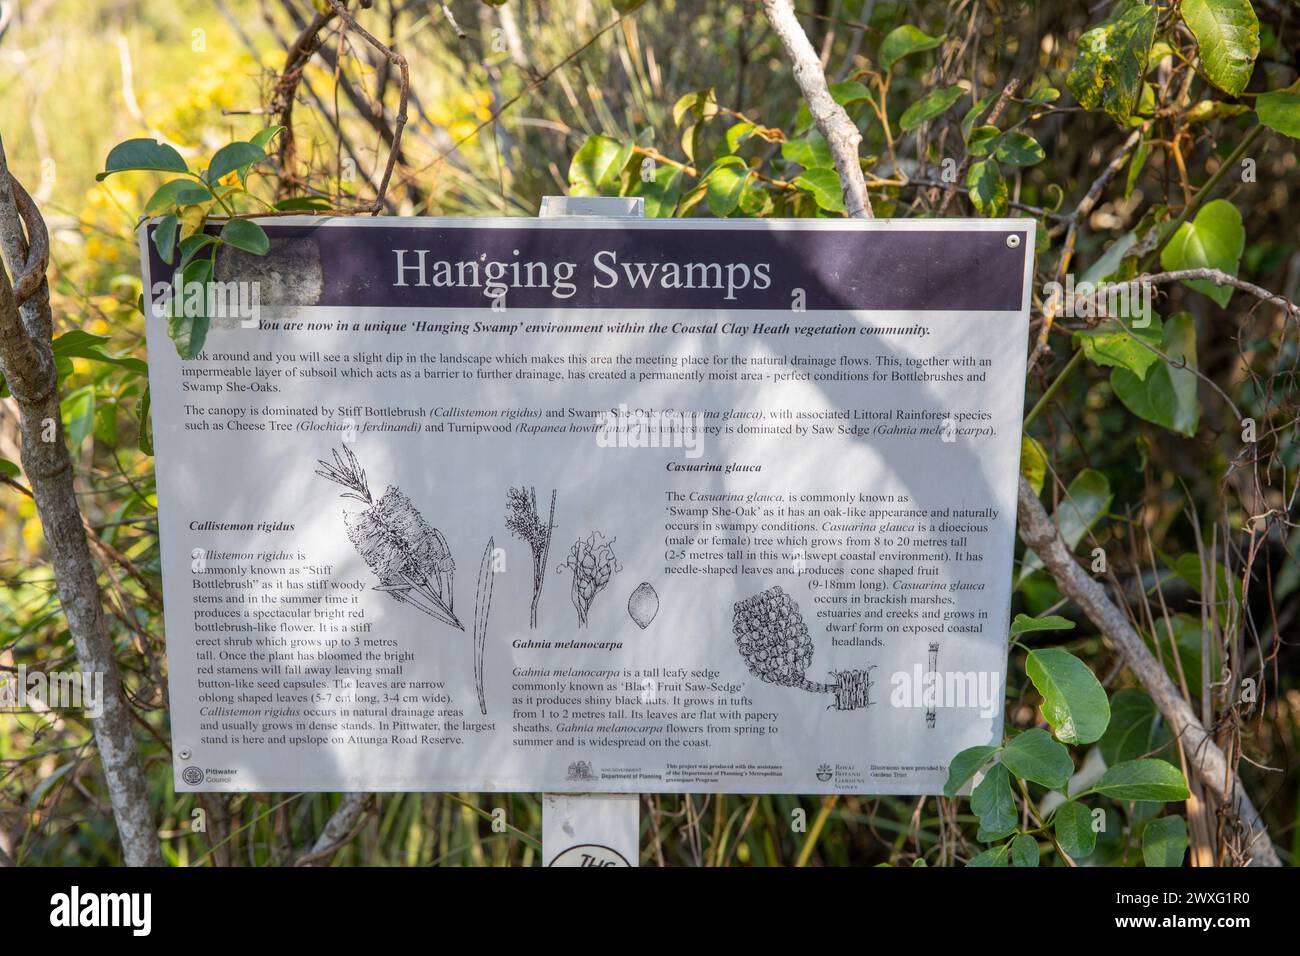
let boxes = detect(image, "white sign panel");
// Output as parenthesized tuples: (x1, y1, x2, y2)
(141, 217, 1034, 794)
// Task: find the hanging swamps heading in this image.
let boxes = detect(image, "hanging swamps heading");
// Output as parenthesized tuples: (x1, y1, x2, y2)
(392, 248, 773, 302)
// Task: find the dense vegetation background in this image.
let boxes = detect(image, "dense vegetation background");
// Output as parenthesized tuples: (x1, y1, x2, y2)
(0, 0, 1297, 866)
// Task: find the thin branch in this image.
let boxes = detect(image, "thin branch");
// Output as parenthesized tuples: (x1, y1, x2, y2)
(1016, 477, 1280, 867)
(761, 0, 872, 218)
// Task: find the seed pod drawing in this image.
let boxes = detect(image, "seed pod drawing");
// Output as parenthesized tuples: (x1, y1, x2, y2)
(733, 585, 874, 710)
(557, 531, 621, 626)
(628, 582, 659, 630)
(316, 446, 462, 631)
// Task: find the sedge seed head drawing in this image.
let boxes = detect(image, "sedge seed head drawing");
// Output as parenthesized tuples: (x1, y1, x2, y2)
(557, 531, 621, 626)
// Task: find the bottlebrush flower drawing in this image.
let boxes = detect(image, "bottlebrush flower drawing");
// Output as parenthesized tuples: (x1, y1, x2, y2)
(315, 446, 462, 632)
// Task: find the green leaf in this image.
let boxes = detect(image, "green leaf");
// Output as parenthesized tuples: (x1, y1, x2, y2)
(1025, 86, 1060, 106)
(207, 141, 266, 184)
(994, 131, 1046, 167)
(1256, 81, 1300, 139)
(568, 135, 632, 196)
(967, 843, 1011, 866)
(1091, 759, 1191, 802)
(899, 85, 965, 131)
(879, 25, 946, 71)
(1009, 613, 1075, 637)
(1111, 312, 1200, 436)
(1067, 3, 1158, 124)
(632, 163, 684, 218)
(961, 93, 996, 138)
(1142, 815, 1189, 867)
(966, 159, 1007, 216)
(1026, 648, 1111, 745)
(944, 745, 999, 796)
(829, 80, 874, 107)
(1020, 435, 1046, 496)
(1000, 728, 1074, 789)
(704, 157, 749, 217)
(97, 138, 189, 180)
(145, 179, 213, 216)
(168, 257, 212, 359)
(153, 214, 179, 264)
(1054, 801, 1098, 859)
(965, 125, 1001, 157)
(1073, 305, 1164, 379)
(61, 385, 95, 450)
(1011, 833, 1040, 867)
(794, 168, 846, 214)
(1100, 688, 1173, 765)
(0, 457, 18, 478)
(177, 234, 220, 270)
(250, 125, 286, 150)
(781, 132, 833, 170)
(1141, 611, 1222, 700)
(1180, 0, 1259, 96)
(220, 219, 270, 256)
(726, 122, 756, 153)
(51, 331, 147, 374)
(1126, 138, 1150, 198)
(971, 764, 1018, 841)
(1019, 469, 1112, 581)
(672, 88, 718, 127)
(274, 196, 334, 211)
(1159, 199, 1245, 306)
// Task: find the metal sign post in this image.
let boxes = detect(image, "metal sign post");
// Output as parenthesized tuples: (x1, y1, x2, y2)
(537, 194, 643, 868)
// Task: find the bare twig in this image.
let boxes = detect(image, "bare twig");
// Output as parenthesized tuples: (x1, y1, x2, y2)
(761, 0, 873, 218)
(295, 793, 373, 866)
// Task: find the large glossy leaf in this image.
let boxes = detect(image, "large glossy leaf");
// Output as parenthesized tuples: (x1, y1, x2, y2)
(944, 745, 999, 796)
(1181, 0, 1259, 96)
(632, 164, 684, 218)
(999, 728, 1074, 789)
(1010, 833, 1040, 867)
(966, 159, 1007, 216)
(1009, 613, 1075, 637)
(1025, 648, 1111, 745)
(704, 157, 749, 217)
(1256, 81, 1300, 139)
(1067, 3, 1157, 124)
(1054, 801, 1098, 859)
(1090, 759, 1190, 802)
(1142, 815, 1189, 867)
(1019, 469, 1112, 581)
(781, 132, 833, 170)
(899, 86, 966, 131)
(1100, 688, 1174, 765)
(1159, 199, 1244, 307)
(220, 219, 270, 256)
(794, 168, 845, 214)
(568, 135, 632, 196)
(1111, 312, 1200, 436)
(97, 138, 189, 180)
(207, 141, 266, 184)
(879, 25, 946, 71)
(971, 763, 1018, 841)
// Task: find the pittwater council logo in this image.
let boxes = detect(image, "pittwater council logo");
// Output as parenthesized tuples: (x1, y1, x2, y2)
(181, 766, 205, 786)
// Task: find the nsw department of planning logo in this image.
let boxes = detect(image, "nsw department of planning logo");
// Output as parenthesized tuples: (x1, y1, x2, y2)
(181, 766, 205, 786)
(816, 763, 834, 782)
(566, 760, 595, 782)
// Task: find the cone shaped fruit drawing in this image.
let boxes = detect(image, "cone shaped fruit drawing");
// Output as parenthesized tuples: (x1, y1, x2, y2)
(733, 585, 874, 710)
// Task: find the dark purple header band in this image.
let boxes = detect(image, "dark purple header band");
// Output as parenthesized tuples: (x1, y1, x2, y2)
(146, 219, 1032, 313)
